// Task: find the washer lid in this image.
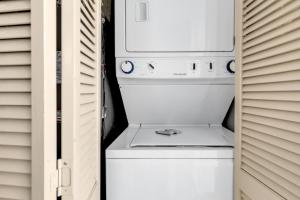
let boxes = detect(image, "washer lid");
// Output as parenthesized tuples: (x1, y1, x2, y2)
(130, 126, 234, 147)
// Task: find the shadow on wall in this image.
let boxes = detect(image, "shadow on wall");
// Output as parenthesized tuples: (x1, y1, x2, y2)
(101, 17, 128, 148)
(223, 99, 235, 132)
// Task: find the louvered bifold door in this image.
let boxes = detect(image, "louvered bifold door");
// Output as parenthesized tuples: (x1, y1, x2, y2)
(61, 0, 101, 199)
(0, 0, 57, 200)
(235, 0, 300, 200)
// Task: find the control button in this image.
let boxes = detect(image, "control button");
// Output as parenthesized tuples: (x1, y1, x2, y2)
(192, 63, 196, 70)
(209, 62, 213, 71)
(227, 60, 235, 74)
(149, 63, 155, 70)
(120, 61, 134, 74)
(148, 63, 155, 73)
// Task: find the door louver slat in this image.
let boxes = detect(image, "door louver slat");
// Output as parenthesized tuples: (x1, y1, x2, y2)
(0, 159, 31, 174)
(236, 1, 300, 199)
(81, 2, 95, 23)
(243, 142, 300, 176)
(0, 52, 31, 65)
(0, 186, 30, 200)
(0, 80, 31, 92)
(243, 100, 300, 113)
(0, 66, 31, 79)
(241, 192, 252, 200)
(81, 23, 95, 43)
(243, 8, 300, 43)
(80, 63, 96, 77)
(243, 81, 300, 92)
(243, 40, 300, 64)
(243, 113, 300, 133)
(0, 39, 31, 52)
(0, 106, 31, 119)
(242, 60, 300, 77)
(0, 93, 31, 106)
(81, 31, 96, 49)
(0, 132, 31, 146)
(0, 1, 31, 199)
(241, 162, 299, 200)
(242, 150, 300, 188)
(243, 70, 300, 84)
(0, 173, 31, 188)
(243, 29, 300, 57)
(0, 26, 31, 40)
(242, 128, 300, 154)
(242, 125, 300, 153)
(243, 0, 256, 9)
(243, 1, 292, 28)
(243, 1, 300, 35)
(243, 0, 267, 16)
(0, 1, 30, 13)
(0, 146, 31, 160)
(243, 107, 300, 123)
(243, 91, 300, 101)
(243, 50, 300, 71)
(0, 12, 30, 26)
(243, 18, 300, 50)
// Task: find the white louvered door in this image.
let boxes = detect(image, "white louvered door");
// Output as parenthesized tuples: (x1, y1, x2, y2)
(0, 0, 57, 200)
(235, 0, 300, 200)
(61, 0, 101, 199)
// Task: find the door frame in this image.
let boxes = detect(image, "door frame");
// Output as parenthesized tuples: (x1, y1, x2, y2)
(31, 0, 57, 199)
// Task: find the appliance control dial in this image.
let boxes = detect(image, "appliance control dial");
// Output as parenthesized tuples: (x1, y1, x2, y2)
(148, 63, 155, 73)
(227, 60, 235, 74)
(120, 61, 134, 74)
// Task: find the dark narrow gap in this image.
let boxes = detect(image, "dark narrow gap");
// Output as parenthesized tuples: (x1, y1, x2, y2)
(56, 0, 62, 199)
(222, 98, 235, 132)
(101, 0, 128, 199)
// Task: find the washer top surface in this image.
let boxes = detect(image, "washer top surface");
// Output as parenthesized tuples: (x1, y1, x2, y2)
(106, 125, 234, 159)
(130, 125, 233, 147)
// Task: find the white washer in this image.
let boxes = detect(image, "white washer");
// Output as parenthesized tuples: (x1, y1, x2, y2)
(106, 125, 234, 200)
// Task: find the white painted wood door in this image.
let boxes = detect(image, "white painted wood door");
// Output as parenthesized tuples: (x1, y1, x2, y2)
(0, 0, 57, 199)
(235, 0, 300, 199)
(61, 0, 101, 199)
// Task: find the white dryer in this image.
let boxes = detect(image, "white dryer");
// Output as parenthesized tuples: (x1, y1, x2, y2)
(107, 0, 235, 199)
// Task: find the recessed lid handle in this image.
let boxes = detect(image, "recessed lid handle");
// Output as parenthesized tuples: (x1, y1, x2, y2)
(136, 2, 149, 22)
(155, 129, 182, 136)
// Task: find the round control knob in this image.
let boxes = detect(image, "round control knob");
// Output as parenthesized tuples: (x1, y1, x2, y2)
(120, 61, 134, 74)
(227, 60, 235, 74)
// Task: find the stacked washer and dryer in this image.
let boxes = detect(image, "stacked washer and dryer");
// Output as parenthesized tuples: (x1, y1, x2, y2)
(106, 0, 235, 199)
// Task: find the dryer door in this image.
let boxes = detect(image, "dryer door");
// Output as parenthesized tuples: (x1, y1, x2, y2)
(125, 0, 234, 52)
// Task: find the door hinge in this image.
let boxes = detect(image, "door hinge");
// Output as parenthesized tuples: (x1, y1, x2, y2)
(56, 159, 71, 197)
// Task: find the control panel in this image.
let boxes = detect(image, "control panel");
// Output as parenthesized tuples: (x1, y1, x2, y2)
(116, 57, 235, 79)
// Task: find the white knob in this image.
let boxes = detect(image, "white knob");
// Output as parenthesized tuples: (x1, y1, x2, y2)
(120, 61, 134, 74)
